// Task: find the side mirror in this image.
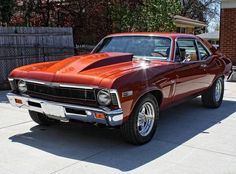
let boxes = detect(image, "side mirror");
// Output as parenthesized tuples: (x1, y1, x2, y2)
(213, 45, 219, 50)
(211, 45, 220, 53)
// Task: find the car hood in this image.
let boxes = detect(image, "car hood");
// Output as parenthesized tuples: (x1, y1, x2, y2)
(10, 52, 169, 88)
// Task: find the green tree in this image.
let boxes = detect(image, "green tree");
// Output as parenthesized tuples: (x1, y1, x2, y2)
(0, 0, 15, 25)
(111, 3, 143, 32)
(111, 0, 181, 32)
(143, 0, 181, 31)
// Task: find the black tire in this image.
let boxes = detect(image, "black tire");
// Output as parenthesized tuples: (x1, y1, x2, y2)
(121, 94, 159, 145)
(202, 77, 224, 108)
(29, 111, 59, 125)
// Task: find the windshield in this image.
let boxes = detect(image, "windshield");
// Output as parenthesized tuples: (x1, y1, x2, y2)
(93, 36, 172, 60)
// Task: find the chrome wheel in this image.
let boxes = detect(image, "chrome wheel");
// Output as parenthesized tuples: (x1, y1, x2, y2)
(202, 77, 224, 108)
(137, 102, 155, 136)
(121, 94, 159, 144)
(215, 79, 222, 102)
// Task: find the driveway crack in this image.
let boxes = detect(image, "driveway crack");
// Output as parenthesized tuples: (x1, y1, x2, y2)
(0, 121, 32, 130)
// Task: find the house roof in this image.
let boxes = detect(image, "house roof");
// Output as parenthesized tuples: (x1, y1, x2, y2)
(174, 15, 207, 27)
(197, 31, 219, 40)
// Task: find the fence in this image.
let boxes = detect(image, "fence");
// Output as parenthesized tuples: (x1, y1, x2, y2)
(75, 45, 95, 55)
(0, 27, 75, 90)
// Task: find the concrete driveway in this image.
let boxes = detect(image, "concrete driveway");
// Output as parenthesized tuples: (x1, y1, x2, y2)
(0, 82, 236, 174)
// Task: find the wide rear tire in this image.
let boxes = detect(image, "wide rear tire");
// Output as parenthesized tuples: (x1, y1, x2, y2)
(202, 77, 224, 108)
(121, 94, 159, 145)
(29, 111, 59, 125)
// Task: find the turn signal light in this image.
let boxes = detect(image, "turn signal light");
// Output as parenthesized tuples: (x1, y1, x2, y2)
(95, 113, 105, 119)
(15, 99, 23, 104)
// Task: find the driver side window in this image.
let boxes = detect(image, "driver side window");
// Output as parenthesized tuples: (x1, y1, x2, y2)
(175, 39, 199, 62)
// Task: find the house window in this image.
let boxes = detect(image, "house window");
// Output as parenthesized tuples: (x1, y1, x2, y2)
(176, 27, 186, 33)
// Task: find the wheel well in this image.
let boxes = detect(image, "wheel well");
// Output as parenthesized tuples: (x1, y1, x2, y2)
(211, 75, 225, 87)
(129, 90, 163, 118)
(149, 90, 163, 106)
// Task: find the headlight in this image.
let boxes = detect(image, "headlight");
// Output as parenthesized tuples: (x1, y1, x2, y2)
(8, 78, 17, 91)
(97, 90, 111, 106)
(18, 80, 27, 93)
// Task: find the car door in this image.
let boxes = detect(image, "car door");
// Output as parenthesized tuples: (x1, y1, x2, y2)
(173, 38, 209, 102)
(195, 40, 215, 87)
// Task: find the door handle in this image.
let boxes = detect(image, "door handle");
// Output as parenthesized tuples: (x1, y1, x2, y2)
(200, 64, 207, 68)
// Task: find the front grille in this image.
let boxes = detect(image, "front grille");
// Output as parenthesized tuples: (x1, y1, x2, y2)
(25, 82, 97, 106)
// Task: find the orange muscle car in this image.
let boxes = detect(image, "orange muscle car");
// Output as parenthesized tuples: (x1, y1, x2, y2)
(7, 33, 232, 144)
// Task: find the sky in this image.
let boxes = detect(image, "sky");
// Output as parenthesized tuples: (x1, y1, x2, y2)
(207, 2, 221, 32)
(208, 17, 220, 32)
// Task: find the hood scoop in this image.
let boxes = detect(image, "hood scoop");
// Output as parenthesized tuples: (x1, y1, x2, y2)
(81, 52, 133, 72)
(51, 52, 134, 74)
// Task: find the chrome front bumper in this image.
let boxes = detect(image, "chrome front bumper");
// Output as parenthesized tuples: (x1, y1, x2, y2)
(7, 93, 123, 126)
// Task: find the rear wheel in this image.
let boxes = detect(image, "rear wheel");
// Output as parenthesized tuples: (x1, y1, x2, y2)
(121, 94, 159, 145)
(202, 77, 224, 108)
(29, 111, 59, 125)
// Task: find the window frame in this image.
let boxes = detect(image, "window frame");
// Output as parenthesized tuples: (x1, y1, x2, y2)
(92, 35, 174, 61)
(174, 37, 200, 62)
(174, 37, 213, 63)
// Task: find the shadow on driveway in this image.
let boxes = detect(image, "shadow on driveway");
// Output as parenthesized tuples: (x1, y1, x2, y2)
(9, 98, 236, 171)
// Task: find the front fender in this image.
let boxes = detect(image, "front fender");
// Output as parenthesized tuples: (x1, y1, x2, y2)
(119, 85, 163, 122)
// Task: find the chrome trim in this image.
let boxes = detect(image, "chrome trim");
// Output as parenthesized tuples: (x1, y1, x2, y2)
(59, 84, 93, 90)
(23, 79, 46, 85)
(174, 36, 213, 62)
(137, 101, 155, 136)
(8, 78, 14, 81)
(110, 89, 122, 108)
(215, 79, 222, 102)
(9, 78, 122, 109)
(174, 37, 197, 62)
(92, 35, 174, 62)
(11, 78, 99, 89)
(7, 93, 123, 126)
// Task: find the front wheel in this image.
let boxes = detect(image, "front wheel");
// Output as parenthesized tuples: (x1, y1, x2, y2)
(121, 94, 159, 145)
(202, 77, 224, 108)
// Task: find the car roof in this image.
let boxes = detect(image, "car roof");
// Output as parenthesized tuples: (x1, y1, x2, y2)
(107, 32, 197, 38)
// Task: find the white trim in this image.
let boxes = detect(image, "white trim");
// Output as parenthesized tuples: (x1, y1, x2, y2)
(174, 15, 207, 26)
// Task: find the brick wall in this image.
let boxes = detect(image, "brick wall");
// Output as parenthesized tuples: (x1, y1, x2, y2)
(220, 8, 236, 65)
